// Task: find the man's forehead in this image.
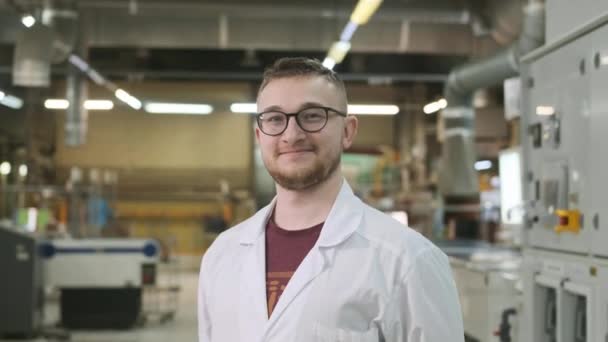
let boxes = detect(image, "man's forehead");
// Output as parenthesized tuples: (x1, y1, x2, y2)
(261, 75, 337, 91)
(258, 76, 343, 106)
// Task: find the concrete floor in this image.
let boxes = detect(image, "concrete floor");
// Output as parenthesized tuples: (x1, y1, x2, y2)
(1, 272, 199, 342)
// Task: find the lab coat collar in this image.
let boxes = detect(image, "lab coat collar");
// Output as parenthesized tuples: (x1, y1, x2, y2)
(316, 180, 363, 248)
(238, 198, 276, 245)
(237, 180, 363, 248)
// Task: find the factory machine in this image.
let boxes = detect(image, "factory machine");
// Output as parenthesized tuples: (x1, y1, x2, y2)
(0, 224, 44, 338)
(519, 3, 608, 341)
(41, 238, 160, 329)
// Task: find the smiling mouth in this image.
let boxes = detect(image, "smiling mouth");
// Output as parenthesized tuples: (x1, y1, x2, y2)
(279, 150, 314, 155)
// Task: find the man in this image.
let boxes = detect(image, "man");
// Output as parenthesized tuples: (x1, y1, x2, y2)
(198, 57, 464, 342)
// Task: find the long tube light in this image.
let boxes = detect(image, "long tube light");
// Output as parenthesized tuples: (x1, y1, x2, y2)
(45, 99, 70, 109)
(144, 102, 213, 115)
(475, 160, 493, 171)
(348, 104, 399, 115)
(327, 41, 351, 64)
(230, 103, 257, 113)
(323, 0, 383, 70)
(423, 98, 448, 114)
(84, 100, 114, 110)
(340, 22, 359, 42)
(322, 58, 337, 70)
(350, 0, 384, 25)
(68, 54, 108, 86)
(0, 91, 24, 109)
(115, 89, 142, 110)
(44, 99, 115, 110)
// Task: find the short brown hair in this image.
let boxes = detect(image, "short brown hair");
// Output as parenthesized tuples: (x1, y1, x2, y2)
(258, 57, 347, 97)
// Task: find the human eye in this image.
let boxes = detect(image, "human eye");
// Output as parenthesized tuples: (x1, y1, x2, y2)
(300, 108, 325, 122)
(263, 112, 285, 123)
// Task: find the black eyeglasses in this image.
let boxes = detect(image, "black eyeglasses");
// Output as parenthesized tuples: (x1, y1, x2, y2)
(256, 106, 346, 136)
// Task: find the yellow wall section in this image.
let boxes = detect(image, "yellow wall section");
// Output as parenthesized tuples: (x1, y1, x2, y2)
(114, 200, 221, 219)
(353, 115, 395, 147)
(55, 81, 254, 170)
(115, 200, 222, 256)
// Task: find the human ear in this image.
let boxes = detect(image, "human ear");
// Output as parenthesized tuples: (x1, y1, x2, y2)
(342, 115, 358, 149)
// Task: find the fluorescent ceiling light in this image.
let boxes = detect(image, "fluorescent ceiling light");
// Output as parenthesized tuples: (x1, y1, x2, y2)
(1, 94, 24, 109)
(68, 54, 90, 72)
(340, 22, 359, 41)
(0, 91, 4, 100)
(423, 98, 447, 114)
(87, 69, 107, 86)
(18, 165, 28, 177)
(45, 99, 70, 110)
(0, 162, 11, 176)
(21, 15, 36, 28)
(348, 104, 399, 115)
(536, 105, 555, 116)
(322, 57, 336, 70)
(230, 103, 257, 113)
(350, 0, 383, 25)
(144, 102, 213, 115)
(327, 41, 351, 64)
(115, 89, 142, 110)
(475, 160, 493, 171)
(84, 100, 114, 110)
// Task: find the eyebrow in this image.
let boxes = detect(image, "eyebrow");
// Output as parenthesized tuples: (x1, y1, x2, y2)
(260, 102, 326, 113)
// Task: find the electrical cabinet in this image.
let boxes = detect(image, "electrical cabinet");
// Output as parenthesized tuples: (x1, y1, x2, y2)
(522, 33, 593, 254)
(521, 250, 606, 342)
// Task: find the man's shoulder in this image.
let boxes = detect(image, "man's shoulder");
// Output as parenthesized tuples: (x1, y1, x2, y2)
(209, 213, 260, 248)
(356, 203, 441, 260)
(201, 210, 265, 265)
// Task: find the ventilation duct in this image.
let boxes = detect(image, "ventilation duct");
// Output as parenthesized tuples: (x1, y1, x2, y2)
(12, 25, 55, 87)
(439, 2, 544, 196)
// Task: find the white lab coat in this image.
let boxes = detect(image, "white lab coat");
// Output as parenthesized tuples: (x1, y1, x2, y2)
(198, 181, 464, 342)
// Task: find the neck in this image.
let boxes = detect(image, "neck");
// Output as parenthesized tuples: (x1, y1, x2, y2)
(273, 170, 343, 231)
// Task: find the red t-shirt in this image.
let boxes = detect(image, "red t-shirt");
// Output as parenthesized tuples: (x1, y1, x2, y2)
(265, 218, 323, 317)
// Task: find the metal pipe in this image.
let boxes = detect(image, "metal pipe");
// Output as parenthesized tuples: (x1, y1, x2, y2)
(65, 63, 88, 146)
(445, 2, 545, 106)
(438, 2, 545, 196)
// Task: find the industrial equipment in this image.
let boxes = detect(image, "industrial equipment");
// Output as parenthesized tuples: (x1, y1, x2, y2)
(41, 238, 160, 329)
(519, 6, 608, 341)
(0, 224, 44, 338)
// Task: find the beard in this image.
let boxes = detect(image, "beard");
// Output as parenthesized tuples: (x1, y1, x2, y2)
(264, 147, 341, 191)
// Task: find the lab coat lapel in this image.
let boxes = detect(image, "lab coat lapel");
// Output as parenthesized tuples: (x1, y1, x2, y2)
(264, 181, 364, 332)
(238, 201, 275, 341)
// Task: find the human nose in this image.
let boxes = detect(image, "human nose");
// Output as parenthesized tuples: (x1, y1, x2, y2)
(280, 115, 306, 143)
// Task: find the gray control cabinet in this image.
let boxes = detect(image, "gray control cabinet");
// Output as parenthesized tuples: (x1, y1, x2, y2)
(588, 23, 608, 258)
(522, 19, 608, 258)
(520, 11, 608, 342)
(546, 1, 608, 42)
(520, 250, 608, 342)
(521, 33, 594, 254)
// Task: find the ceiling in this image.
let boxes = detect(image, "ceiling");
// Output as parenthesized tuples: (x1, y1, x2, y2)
(0, 0, 524, 102)
(0, 0, 521, 190)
